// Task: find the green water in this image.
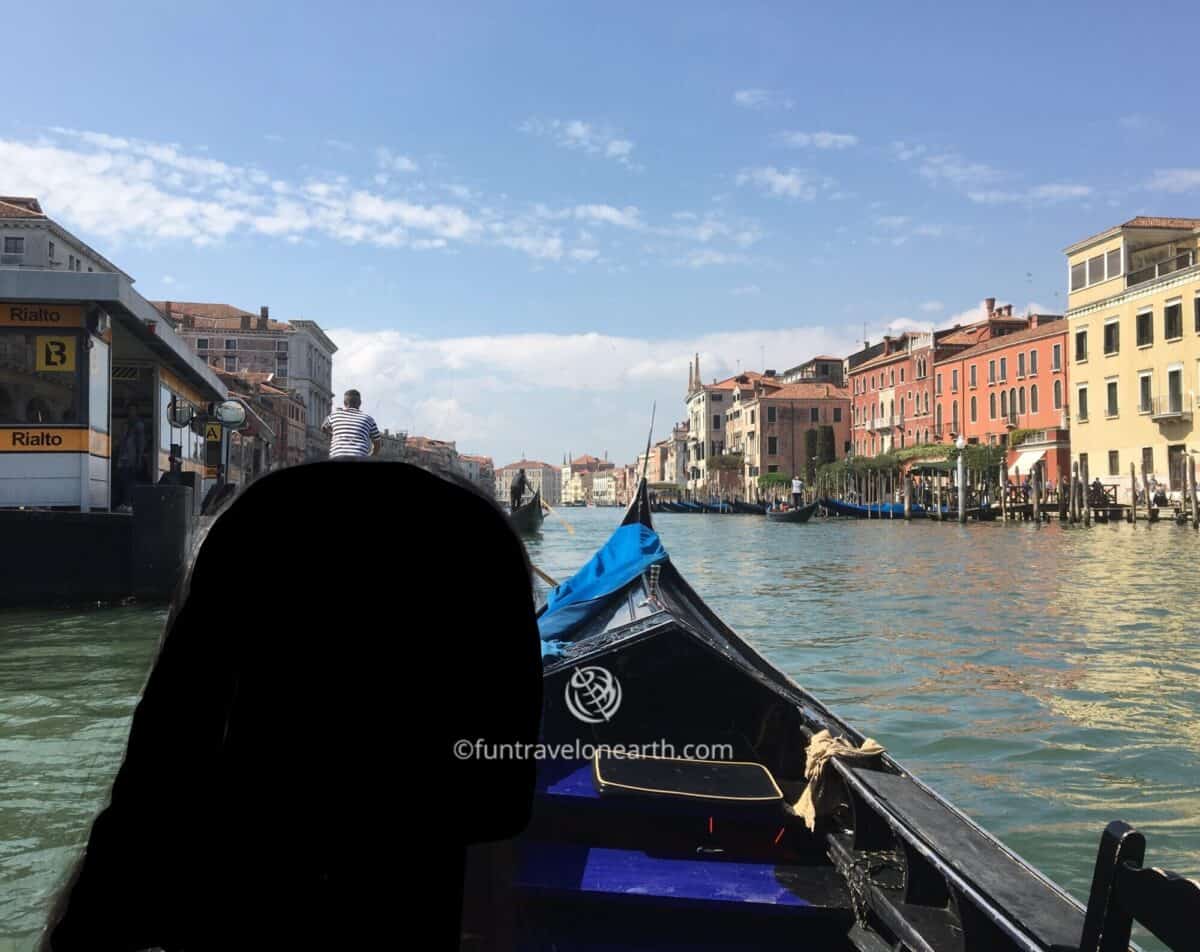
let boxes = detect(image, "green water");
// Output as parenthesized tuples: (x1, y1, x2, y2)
(3, 510, 1198, 948)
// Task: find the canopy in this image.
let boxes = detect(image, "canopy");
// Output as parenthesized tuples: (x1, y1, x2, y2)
(538, 523, 668, 656)
(1008, 448, 1045, 478)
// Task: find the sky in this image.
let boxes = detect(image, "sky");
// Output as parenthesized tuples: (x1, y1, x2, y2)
(5, 1, 1200, 464)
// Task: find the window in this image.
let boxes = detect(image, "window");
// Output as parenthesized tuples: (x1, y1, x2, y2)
(48, 240, 55, 262)
(767, 464, 778, 473)
(1079, 452, 1089, 478)
(989, 393, 997, 419)
(999, 357, 1007, 381)
(900, 368, 905, 382)
(889, 370, 895, 386)
(1142, 447, 1154, 477)
(833, 407, 842, 422)
(277, 340, 290, 352)
(0, 331, 84, 424)
(1087, 254, 1104, 285)
(1018, 387, 1026, 415)
(988, 360, 996, 383)
(1107, 248, 1122, 279)
(1077, 385, 1088, 421)
(225, 338, 237, 350)
(767, 436, 778, 456)
(951, 369, 958, 392)
(197, 338, 209, 350)
(923, 392, 929, 414)
(935, 373, 942, 395)
(1054, 379, 1062, 409)
(1167, 367, 1183, 413)
(803, 406, 816, 424)
(1195, 297, 1200, 334)
(1029, 350, 1037, 375)
(711, 393, 723, 402)
(970, 396, 977, 423)
(2, 236, 25, 256)
(1070, 262, 1086, 291)
(969, 364, 976, 388)
(767, 406, 777, 423)
(1103, 320, 1119, 356)
(1105, 379, 1118, 417)
(1075, 329, 1088, 362)
(951, 400, 959, 430)
(1052, 343, 1061, 371)
(1165, 300, 1183, 340)
(1137, 310, 1153, 347)
(1139, 373, 1152, 413)
(1018, 353, 1025, 378)
(225, 356, 237, 372)
(1030, 385, 1038, 414)
(1001, 390, 1008, 417)
(1108, 451, 1120, 476)
(712, 414, 721, 430)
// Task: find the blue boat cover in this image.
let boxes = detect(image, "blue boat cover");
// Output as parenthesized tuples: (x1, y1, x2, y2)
(538, 523, 667, 657)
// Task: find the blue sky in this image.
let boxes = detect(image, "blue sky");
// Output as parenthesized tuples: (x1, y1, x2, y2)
(5, 1, 1199, 463)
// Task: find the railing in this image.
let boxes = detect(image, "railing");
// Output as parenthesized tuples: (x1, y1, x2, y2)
(1150, 393, 1193, 422)
(1126, 250, 1195, 287)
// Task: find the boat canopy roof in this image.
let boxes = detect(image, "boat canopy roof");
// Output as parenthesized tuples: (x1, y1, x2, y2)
(537, 522, 667, 656)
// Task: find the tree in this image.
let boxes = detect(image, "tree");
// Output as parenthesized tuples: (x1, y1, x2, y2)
(804, 429, 818, 483)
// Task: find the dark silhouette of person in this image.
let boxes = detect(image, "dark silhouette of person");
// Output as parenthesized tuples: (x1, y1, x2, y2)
(510, 467, 529, 512)
(42, 461, 542, 950)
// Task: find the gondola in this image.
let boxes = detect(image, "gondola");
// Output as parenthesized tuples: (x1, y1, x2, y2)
(733, 500, 768, 515)
(823, 498, 934, 519)
(464, 478, 1193, 952)
(509, 488, 544, 534)
(765, 500, 818, 523)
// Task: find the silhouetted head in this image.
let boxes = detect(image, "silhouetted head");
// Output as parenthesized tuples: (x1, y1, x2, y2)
(343, 389, 362, 409)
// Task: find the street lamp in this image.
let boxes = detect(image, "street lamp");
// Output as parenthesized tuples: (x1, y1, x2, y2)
(955, 434, 966, 522)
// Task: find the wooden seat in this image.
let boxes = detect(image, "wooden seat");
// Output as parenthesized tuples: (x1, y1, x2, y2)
(1078, 821, 1199, 952)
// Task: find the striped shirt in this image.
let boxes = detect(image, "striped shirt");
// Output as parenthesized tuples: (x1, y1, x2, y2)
(323, 407, 381, 458)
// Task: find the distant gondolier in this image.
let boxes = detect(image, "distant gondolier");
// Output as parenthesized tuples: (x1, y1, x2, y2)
(511, 468, 530, 512)
(322, 390, 381, 459)
(791, 475, 803, 508)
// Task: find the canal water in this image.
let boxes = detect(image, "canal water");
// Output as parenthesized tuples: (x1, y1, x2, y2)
(2, 509, 1198, 948)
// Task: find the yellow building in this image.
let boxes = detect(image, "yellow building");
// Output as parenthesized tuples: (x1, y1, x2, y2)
(1065, 216, 1200, 500)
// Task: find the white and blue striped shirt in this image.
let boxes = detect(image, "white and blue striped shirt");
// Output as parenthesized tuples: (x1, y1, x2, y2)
(323, 407, 380, 458)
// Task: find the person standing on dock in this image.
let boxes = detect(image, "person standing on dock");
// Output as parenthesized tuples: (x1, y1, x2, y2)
(791, 475, 803, 509)
(510, 467, 529, 512)
(114, 403, 146, 511)
(321, 389, 381, 459)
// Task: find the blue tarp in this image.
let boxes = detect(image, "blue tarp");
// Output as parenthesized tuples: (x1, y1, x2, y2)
(538, 523, 668, 657)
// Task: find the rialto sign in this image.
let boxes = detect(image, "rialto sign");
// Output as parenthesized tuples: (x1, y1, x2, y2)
(1, 429, 89, 452)
(0, 304, 85, 327)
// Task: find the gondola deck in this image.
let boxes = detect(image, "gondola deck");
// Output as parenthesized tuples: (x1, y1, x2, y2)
(464, 480, 1190, 951)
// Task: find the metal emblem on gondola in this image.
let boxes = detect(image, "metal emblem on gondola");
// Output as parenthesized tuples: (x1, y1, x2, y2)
(565, 665, 622, 723)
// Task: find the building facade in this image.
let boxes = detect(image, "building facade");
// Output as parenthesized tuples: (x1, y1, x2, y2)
(1065, 216, 1200, 498)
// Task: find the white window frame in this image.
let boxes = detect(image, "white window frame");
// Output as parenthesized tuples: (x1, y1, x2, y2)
(1136, 306, 1154, 348)
(1076, 383, 1089, 421)
(1138, 370, 1153, 414)
(1103, 317, 1120, 357)
(1164, 296, 1184, 342)
(1104, 375, 1119, 419)
(1052, 343, 1062, 371)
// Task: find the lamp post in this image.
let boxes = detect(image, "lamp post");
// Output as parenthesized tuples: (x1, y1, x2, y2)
(956, 434, 966, 523)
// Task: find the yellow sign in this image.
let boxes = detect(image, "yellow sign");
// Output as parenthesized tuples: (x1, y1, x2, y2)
(0, 304, 85, 327)
(35, 336, 77, 372)
(1, 428, 89, 452)
(205, 423, 222, 442)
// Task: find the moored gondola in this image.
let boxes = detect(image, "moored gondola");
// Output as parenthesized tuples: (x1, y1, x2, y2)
(509, 488, 545, 534)
(765, 500, 818, 523)
(465, 478, 1194, 951)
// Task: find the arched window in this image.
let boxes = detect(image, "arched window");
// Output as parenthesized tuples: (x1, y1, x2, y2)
(1054, 379, 1062, 409)
(924, 391, 929, 414)
(935, 405, 943, 432)
(1010, 388, 1017, 420)
(1030, 385, 1038, 414)
(889, 399, 894, 420)
(952, 400, 959, 430)
(1019, 387, 1026, 415)
(989, 393, 997, 419)
(1001, 391, 1008, 416)
(970, 396, 977, 423)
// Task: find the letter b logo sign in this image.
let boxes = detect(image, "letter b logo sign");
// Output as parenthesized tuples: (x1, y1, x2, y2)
(36, 336, 76, 372)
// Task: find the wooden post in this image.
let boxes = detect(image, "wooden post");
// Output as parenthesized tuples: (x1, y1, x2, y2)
(1032, 464, 1041, 523)
(1129, 462, 1138, 524)
(1070, 462, 1079, 524)
(1081, 456, 1091, 526)
(904, 471, 912, 521)
(1141, 461, 1153, 525)
(1191, 457, 1199, 530)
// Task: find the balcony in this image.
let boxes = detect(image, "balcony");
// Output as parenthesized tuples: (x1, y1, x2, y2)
(866, 414, 901, 432)
(1126, 251, 1196, 288)
(1149, 394, 1193, 423)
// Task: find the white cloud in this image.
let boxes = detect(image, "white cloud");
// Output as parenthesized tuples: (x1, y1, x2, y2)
(920, 300, 944, 313)
(1145, 169, 1200, 192)
(732, 89, 793, 110)
(330, 323, 861, 462)
(569, 248, 600, 263)
(736, 166, 820, 200)
(162, 275, 176, 286)
(779, 131, 858, 149)
(519, 118, 639, 168)
(968, 184, 1092, 205)
(874, 215, 910, 229)
(885, 317, 935, 335)
(574, 204, 642, 228)
(376, 147, 419, 173)
(676, 249, 746, 268)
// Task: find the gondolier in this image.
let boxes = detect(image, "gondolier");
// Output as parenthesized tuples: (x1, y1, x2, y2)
(321, 390, 381, 459)
(510, 468, 530, 512)
(791, 475, 803, 508)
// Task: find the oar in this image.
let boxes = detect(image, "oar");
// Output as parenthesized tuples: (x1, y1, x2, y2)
(540, 497, 575, 535)
(531, 563, 559, 587)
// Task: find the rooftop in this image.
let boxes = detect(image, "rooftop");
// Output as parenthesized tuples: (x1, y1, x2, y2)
(756, 381, 849, 400)
(936, 317, 1065, 361)
(500, 459, 557, 471)
(0, 196, 46, 219)
(1065, 216, 1200, 254)
(154, 300, 292, 332)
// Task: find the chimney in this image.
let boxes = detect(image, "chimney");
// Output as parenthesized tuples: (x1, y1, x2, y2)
(240, 314, 251, 330)
(163, 301, 173, 322)
(1029, 313, 1039, 329)
(985, 297, 996, 317)
(765, 368, 776, 377)
(1005, 304, 1013, 317)
(258, 305, 269, 330)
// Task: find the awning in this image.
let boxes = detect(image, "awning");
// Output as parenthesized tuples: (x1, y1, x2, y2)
(1008, 449, 1045, 477)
